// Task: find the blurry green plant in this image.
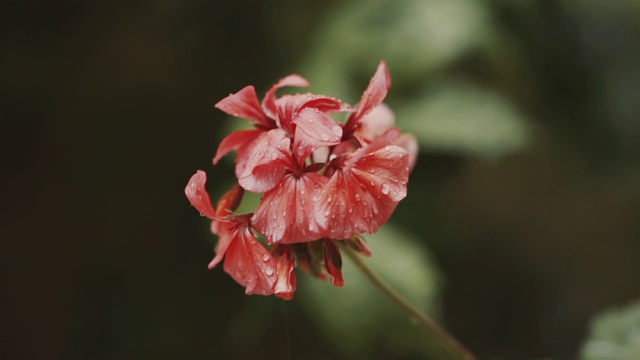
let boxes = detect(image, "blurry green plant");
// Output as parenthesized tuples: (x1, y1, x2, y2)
(580, 301, 640, 360)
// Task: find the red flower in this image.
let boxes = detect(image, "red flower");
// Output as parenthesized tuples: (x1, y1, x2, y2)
(185, 171, 277, 296)
(186, 61, 415, 298)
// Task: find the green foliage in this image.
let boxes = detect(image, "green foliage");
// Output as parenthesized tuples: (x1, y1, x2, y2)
(298, 224, 442, 356)
(580, 301, 640, 360)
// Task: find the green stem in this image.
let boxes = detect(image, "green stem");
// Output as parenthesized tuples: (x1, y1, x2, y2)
(341, 245, 476, 360)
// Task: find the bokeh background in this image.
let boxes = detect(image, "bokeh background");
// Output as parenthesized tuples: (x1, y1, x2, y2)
(2, 1, 640, 359)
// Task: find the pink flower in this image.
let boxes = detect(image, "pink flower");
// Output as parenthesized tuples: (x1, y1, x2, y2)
(186, 61, 415, 298)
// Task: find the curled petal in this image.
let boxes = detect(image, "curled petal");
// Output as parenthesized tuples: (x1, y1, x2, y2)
(215, 85, 272, 128)
(324, 239, 344, 287)
(215, 183, 244, 216)
(213, 129, 263, 165)
(262, 75, 310, 120)
(237, 129, 294, 193)
(346, 61, 392, 129)
(394, 133, 418, 173)
(185, 171, 216, 219)
(293, 108, 343, 162)
(252, 172, 328, 244)
(223, 222, 277, 296)
(275, 93, 344, 130)
(318, 136, 409, 239)
(273, 245, 297, 300)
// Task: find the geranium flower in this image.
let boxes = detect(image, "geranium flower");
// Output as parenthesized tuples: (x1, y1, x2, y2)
(186, 60, 415, 298)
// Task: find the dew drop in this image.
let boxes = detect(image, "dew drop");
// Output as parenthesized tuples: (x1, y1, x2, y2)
(381, 184, 390, 195)
(265, 267, 274, 276)
(270, 152, 278, 160)
(199, 212, 205, 217)
(262, 254, 270, 261)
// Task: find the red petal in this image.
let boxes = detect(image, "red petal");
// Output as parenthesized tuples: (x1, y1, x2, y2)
(273, 245, 297, 300)
(236, 129, 294, 193)
(324, 240, 344, 287)
(357, 103, 396, 141)
(293, 107, 343, 162)
(213, 129, 263, 165)
(318, 139, 409, 239)
(251, 172, 328, 244)
(215, 85, 272, 127)
(185, 171, 216, 219)
(207, 220, 234, 269)
(345, 61, 392, 131)
(262, 75, 310, 120)
(394, 133, 418, 173)
(215, 183, 244, 216)
(223, 223, 277, 296)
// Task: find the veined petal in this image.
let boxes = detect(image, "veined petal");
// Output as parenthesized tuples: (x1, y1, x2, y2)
(273, 245, 297, 300)
(324, 239, 344, 287)
(318, 140, 409, 239)
(185, 170, 216, 219)
(344, 61, 392, 134)
(213, 129, 263, 165)
(251, 172, 328, 244)
(223, 222, 277, 296)
(237, 129, 294, 193)
(275, 94, 345, 130)
(215, 85, 272, 127)
(262, 75, 310, 120)
(293, 107, 343, 162)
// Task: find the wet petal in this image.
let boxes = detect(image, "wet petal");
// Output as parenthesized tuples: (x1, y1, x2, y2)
(262, 74, 310, 120)
(318, 139, 409, 239)
(184, 170, 216, 219)
(215, 85, 272, 127)
(213, 129, 263, 165)
(237, 129, 294, 193)
(293, 107, 343, 162)
(349, 61, 392, 125)
(252, 172, 328, 244)
(223, 223, 277, 296)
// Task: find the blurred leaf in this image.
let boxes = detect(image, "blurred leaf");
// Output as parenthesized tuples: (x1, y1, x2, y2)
(302, 0, 492, 95)
(298, 223, 443, 356)
(396, 82, 532, 158)
(580, 300, 640, 360)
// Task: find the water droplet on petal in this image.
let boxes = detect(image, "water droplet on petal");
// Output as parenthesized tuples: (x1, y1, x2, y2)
(262, 254, 270, 261)
(270, 152, 278, 160)
(381, 184, 390, 195)
(265, 267, 274, 276)
(355, 193, 361, 201)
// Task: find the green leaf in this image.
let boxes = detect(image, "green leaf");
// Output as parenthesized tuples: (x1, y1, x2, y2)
(298, 223, 443, 356)
(396, 82, 532, 158)
(580, 300, 640, 360)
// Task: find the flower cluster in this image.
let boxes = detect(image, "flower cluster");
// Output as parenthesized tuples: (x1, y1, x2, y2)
(185, 61, 417, 299)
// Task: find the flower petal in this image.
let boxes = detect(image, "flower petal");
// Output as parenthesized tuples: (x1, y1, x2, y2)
(324, 239, 344, 287)
(185, 170, 216, 219)
(215, 183, 244, 216)
(222, 222, 277, 295)
(318, 139, 409, 239)
(349, 61, 392, 125)
(213, 129, 263, 165)
(357, 103, 396, 141)
(237, 129, 294, 193)
(293, 107, 343, 162)
(215, 85, 272, 127)
(273, 245, 297, 300)
(251, 172, 328, 244)
(394, 133, 419, 173)
(262, 75, 310, 120)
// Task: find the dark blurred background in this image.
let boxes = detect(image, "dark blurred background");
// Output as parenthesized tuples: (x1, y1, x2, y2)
(2, 1, 639, 359)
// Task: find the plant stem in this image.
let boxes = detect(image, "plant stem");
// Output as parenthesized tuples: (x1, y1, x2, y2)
(341, 245, 476, 360)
